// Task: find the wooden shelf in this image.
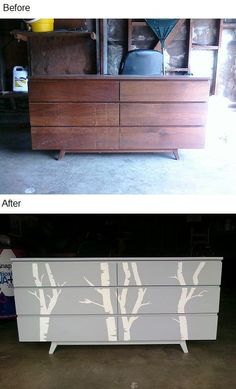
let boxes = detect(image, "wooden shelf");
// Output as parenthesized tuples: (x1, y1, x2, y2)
(131, 21, 147, 27)
(0, 91, 28, 98)
(166, 68, 189, 72)
(11, 30, 96, 42)
(191, 45, 219, 50)
(223, 23, 236, 29)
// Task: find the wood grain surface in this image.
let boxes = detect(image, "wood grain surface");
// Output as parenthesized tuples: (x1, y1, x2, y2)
(30, 103, 119, 126)
(31, 127, 120, 150)
(120, 103, 208, 126)
(29, 77, 210, 153)
(120, 80, 210, 102)
(119, 127, 205, 149)
(29, 80, 120, 102)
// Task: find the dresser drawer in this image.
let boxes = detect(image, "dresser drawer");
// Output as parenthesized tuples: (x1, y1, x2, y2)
(119, 127, 205, 149)
(117, 286, 220, 314)
(29, 80, 120, 102)
(14, 287, 118, 315)
(31, 127, 120, 150)
(30, 103, 119, 126)
(120, 80, 209, 102)
(117, 261, 222, 286)
(13, 261, 117, 287)
(17, 315, 118, 342)
(118, 314, 218, 341)
(120, 103, 208, 126)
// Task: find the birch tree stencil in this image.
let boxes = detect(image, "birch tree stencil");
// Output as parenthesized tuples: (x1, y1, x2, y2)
(28, 263, 66, 341)
(79, 262, 117, 341)
(79, 261, 150, 342)
(171, 261, 207, 340)
(118, 262, 150, 341)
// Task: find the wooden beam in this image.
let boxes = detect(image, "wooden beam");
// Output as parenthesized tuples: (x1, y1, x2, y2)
(98, 19, 104, 74)
(213, 19, 224, 95)
(187, 19, 193, 72)
(154, 19, 186, 51)
(128, 19, 132, 51)
(96, 19, 101, 74)
(101, 19, 108, 74)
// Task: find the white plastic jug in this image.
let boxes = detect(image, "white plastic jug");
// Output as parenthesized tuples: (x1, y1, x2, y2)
(13, 66, 28, 92)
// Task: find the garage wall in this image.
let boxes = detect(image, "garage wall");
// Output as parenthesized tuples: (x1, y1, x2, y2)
(218, 25, 236, 102)
(0, 19, 235, 98)
(0, 19, 28, 91)
(107, 19, 236, 102)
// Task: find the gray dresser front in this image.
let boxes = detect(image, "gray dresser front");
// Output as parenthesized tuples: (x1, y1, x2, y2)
(12, 257, 223, 352)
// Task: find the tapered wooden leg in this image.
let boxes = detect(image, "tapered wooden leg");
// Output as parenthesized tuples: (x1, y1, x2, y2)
(180, 341, 188, 353)
(57, 150, 65, 160)
(173, 149, 179, 160)
(49, 342, 57, 354)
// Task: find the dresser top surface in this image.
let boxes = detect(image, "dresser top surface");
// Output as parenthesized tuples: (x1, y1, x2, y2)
(30, 75, 210, 82)
(11, 257, 223, 262)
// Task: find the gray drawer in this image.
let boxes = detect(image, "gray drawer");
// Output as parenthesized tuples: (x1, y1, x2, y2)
(117, 314, 218, 341)
(118, 261, 222, 286)
(117, 286, 220, 314)
(14, 287, 118, 315)
(13, 261, 116, 287)
(17, 315, 118, 342)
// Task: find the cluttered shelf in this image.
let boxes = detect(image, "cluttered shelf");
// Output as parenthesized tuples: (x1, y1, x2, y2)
(10, 30, 96, 42)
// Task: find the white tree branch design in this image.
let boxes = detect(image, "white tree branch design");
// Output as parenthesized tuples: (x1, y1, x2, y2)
(28, 263, 66, 341)
(118, 262, 150, 341)
(79, 262, 117, 341)
(171, 261, 207, 340)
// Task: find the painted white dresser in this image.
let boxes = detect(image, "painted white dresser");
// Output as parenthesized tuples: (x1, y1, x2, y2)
(12, 257, 223, 354)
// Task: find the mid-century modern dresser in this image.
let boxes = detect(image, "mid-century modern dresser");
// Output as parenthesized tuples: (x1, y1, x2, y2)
(29, 75, 210, 160)
(12, 257, 223, 354)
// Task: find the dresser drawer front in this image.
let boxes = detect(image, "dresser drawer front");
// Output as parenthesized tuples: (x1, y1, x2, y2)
(29, 80, 120, 102)
(13, 262, 117, 287)
(118, 314, 218, 341)
(120, 103, 208, 126)
(120, 80, 209, 102)
(120, 126, 205, 149)
(14, 285, 220, 316)
(117, 286, 220, 314)
(117, 261, 222, 286)
(31, 127, 119, 150)
(30, 103, 119, 126)
(17, 315, 118, 342)
(14, 287, 118, 315)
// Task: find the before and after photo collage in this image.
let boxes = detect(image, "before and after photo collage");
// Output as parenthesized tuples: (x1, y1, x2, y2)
(0, 2, 236, 389)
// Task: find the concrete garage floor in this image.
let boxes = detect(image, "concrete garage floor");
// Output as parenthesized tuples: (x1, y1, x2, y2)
(0, 109, 236, 195)
(0, 288, 235, 389)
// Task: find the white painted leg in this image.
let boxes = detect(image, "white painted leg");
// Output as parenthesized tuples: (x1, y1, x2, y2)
(180, 341, 188, 353)
(49, 342, 57, 355)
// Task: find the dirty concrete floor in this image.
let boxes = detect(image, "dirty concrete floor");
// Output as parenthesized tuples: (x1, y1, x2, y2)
(0, 119, 236, 194)
(0, 287, 235, 389)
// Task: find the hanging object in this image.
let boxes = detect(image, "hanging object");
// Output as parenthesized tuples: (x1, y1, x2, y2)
(145, 19, 178, 74)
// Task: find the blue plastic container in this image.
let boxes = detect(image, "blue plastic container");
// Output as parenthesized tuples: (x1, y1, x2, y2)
(0, 249, 16, 319)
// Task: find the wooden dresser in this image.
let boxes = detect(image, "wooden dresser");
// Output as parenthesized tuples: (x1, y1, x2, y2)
(29, 75, 210, 159)
(12, 256, 222, 354)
